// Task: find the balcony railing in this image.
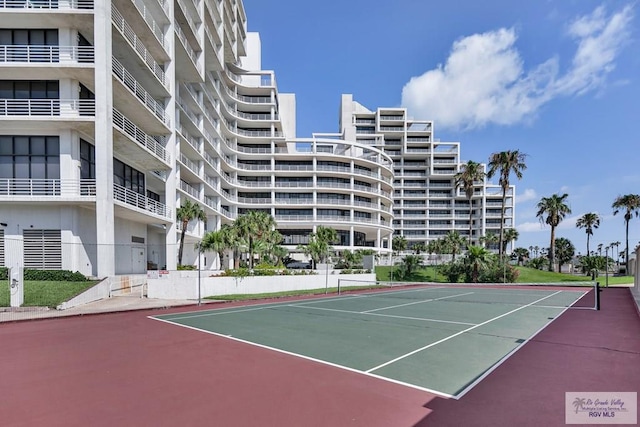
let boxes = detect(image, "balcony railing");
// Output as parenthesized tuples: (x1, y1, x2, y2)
(0, 179, 96, 196)
(112, 57, 168, 125)
(114, 183, 169, 218)
(131, 0, 166, 48)
(0, 99, 95, 117)
(174, 21, 199, 69)
(112, 109, 168, 162)
(112, 6, 167, 87)
(0, 0, 94, 9)
(0, 45, 94, 63)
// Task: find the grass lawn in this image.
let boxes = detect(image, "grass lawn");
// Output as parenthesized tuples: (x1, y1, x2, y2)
(0, 280, 99, 308)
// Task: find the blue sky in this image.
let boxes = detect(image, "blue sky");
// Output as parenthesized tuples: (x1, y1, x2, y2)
(241, 0, 639, 258)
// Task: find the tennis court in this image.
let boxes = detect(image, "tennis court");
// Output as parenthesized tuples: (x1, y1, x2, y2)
(151, 282, 596, 398)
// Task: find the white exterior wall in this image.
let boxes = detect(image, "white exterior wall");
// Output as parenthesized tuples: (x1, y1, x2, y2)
(148, 271, 377, 300)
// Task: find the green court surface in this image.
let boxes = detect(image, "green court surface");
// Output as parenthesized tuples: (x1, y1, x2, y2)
(152, 285, 592, 398)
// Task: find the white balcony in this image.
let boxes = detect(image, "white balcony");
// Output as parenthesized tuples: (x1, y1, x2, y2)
(113, 183, 170, 220)
(0, 178, 96, 199)
(112, 108, 170, 170)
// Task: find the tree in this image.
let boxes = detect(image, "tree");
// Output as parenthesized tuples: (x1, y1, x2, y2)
(297, 226, 338, 268)
(612, 194, 640, 272)
(487, 150, 527, 258)
(502, 228, 519, 255)
(464, 245, 494, 283)
(512, 247, 529, 266)
(339, 250, 363, 269)
(554, 237, 575, 273)
(443, 230, 466, 262)
(412, 242, 427, 254)
(392, 235, 407, 254)
(479, 232, 499, 250)
(176, 199, 207, 265)
(454, 160, 486, 244)
(536, 193, 571, 272)
(233, 211, 278, 269)
(200, 226, 232, 269)
(575, 213, 600, 256)
(396, 254, 424, 280)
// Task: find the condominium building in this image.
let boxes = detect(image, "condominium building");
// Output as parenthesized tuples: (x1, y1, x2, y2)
(0, 0, 395, 276)
(339, 95, 514, 250)
(0, 0, 512, 278)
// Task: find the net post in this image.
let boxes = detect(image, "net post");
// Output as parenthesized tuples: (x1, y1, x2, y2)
(337, 279, 341, 295)
(595, 281, 600, 311)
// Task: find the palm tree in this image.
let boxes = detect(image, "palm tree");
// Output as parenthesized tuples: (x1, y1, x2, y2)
(487, 150, 527, 258)
(479, 232, 499, 250)
(234, 211, 278, 269)
(512, 247, 529, 266)
(397, 254, 424, 279)
(611, 241, 621, 264)
(392, 235, 407, 254)
(612, 194, 640, 272)
(575, 212, 600, 256)
(200, 226, 231, 269)
(555, 237, 575, 273)
(465, 245, 493, 283)
(533, 245, 540, 258)
(443, 230, 466, 261)
(454, 160, 486, 244)
(176, 199, 207, 265)
(297, 226, 338, 268)
(536, 193, 571, 272)
(502, 228, 519, 255)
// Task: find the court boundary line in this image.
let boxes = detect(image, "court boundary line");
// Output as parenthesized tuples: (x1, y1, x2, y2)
(453, 289, 589, 399)
(360, 292, 475, 313)
(149, 288, 587, 400)
(288, 304, 477, 326)
(148, 315, 456, 399)
(364, 291, 564, 374)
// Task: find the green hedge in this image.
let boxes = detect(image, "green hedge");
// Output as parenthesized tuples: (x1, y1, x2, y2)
(0, 268, 87, 281)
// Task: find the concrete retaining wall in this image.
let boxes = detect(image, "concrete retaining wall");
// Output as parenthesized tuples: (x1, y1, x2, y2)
(147, 271, 377, 300)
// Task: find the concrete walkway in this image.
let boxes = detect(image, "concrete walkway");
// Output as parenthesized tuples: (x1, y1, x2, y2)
(0, 296, 217, 323)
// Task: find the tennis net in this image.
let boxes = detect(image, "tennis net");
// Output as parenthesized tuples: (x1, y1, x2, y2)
(336, 279, 601, 311)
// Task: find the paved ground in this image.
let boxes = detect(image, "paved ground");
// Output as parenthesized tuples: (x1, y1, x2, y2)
(0, 295, 218, 323)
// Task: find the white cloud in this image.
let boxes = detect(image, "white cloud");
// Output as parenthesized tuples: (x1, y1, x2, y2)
(517, 188, 537, 203)
(400, 4, 634, 130)
(517, 221, 546, 233)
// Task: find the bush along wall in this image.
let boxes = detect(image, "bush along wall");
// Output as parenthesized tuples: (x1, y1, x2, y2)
(0, 268, 87, 281)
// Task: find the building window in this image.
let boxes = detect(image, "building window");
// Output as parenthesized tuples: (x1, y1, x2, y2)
(0, 80, 59, 99)
(23, 229, 62, 269)
(80, 139, 95, 179)
(0, 29, 58, 63)
(114, 158, 145, 195)
(0, 135, 60, 180)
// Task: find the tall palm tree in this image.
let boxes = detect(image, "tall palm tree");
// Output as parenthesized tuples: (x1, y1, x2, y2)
(502, 228, 519, 255)
(536, 193, 571, 272)
(443, 230, 466, 261)
(479, 232, 499, 250)
(234, 211, 278, 269)
(454, 160, 486, 244)
(612, 194, 640, 272)
(512, 247, 529, 266)
(392, 235, 407, 255)
(297, 225, 338, 268)
(176, 199, 207, 265)
(487, 150, 527, 258)
(575, 212, 600, 256)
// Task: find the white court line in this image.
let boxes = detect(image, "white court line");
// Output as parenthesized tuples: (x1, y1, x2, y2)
(159, 286, 449, 321)
(454, 290, 588, 399)
(148, 315, 456, 399)
(290, 304, 477, 326)
(365, 290, 564, 374)
(361, 292, 475, 313)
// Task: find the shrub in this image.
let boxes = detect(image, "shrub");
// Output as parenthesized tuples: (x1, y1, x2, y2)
(438, 261, 465, 283)
(177, 264, 197, 270)
(22, 269, 87, 281)
(476, 260, 520, 283)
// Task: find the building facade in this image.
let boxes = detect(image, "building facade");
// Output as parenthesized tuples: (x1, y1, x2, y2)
(339, 95, 514, 251)
(0, 0, 512, 277)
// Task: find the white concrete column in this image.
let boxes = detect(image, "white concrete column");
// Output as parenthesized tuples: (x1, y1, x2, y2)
(94, 0, 115, 276)
(165, 11, 178, 271)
